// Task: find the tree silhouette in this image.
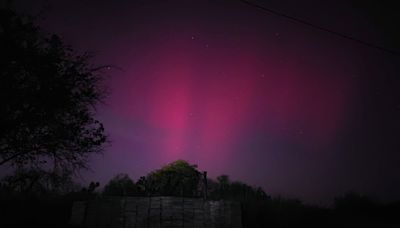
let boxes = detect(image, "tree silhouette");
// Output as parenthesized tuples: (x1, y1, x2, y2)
(0, 8, 108, 177)
(103, 173, 139, 196)
(1, 167, 78, 195)
(208, 175, 269, 201)
(217, 175, 230, 199)
(146, 160, 201, 197)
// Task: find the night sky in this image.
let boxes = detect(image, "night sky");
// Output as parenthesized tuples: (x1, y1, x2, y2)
(15, 0, 400, 204)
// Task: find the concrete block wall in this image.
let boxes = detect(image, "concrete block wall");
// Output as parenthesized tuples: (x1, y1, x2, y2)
(70, 196, 242, 228)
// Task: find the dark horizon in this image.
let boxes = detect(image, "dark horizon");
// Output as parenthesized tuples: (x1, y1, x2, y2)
(5, 0, 400, 205)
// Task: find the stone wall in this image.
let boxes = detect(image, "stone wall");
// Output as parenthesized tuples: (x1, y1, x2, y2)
(70, 196, 242, 228)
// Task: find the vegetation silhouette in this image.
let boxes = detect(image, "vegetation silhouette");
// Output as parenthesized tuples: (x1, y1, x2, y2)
(103, 160, 201, 197)
(100, 160, 269, 201)
(145, 160, 201, 197)
(103, 173, 140, 196)
(1, 159, 400, 227)
(0, 6, 108, 194)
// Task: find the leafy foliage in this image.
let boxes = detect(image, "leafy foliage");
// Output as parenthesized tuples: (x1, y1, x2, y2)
(100, 160, 269, 200)
(0, 8, 108, 174)
(208, 175, 270, 201)
(145, 160, 201, 197)
(103, 173, 140, 196)
(0, 167, 78, 196)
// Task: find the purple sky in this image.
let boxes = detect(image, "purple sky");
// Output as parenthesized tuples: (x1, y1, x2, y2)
(15, 0, 400, 204)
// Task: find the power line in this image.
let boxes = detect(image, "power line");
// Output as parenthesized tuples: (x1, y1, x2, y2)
(239, 0, 400, 56)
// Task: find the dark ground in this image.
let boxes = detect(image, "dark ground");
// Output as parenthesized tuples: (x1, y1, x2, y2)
(1, 196, 400, 228)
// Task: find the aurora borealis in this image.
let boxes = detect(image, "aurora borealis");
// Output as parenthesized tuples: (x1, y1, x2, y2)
(15, 0, 400, 203)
